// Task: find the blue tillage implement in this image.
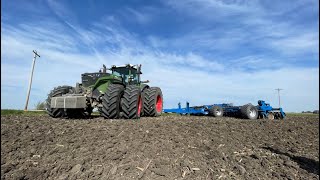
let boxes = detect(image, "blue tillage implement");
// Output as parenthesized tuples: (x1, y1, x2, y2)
(163, 100, 286, 120)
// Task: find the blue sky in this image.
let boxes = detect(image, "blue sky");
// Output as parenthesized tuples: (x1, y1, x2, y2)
(1, 0, 319, 112)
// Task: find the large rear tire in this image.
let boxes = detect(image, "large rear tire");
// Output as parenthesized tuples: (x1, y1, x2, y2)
(209, 105, 224, 117)
(121, 85, 142, 119)
(46, 86, 75, 118)
(240, 104, 258, 119)
(100, 84, 124, 119)
(143, 87, 163, 117)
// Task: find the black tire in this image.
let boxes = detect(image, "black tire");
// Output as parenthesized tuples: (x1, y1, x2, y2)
(143, 87, 163, 117)
(46, 86, 75, 118)
(100, 84, 124, 119)
(279, 112, 286, 120)
(121, 85, 142, 119)
(209, 105, 224, 117)
(240, 104, 258, 119)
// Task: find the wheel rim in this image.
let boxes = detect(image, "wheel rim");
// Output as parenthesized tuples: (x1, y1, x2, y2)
(249, 108, 256, 117)
(156, 95, 162, 113)
(268, 113, 274, 120)
(215, 109, 222, 116)
(138, 96, 142, 116)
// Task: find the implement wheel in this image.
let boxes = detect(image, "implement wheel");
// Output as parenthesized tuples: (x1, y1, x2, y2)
(46, 86, 75, 118)
(240, 104, 258, 119)
(100, 84, 124, 119)
(143, 87, 163, 117)
(121, 85, 142, 119)
(209, 105, 224, 117)
(267, 113, 275, 120)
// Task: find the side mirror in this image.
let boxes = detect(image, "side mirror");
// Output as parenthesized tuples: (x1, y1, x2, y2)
(102, 64, 107, 73)
(141, 80, 150, 83)
(137, 64, 142, 74)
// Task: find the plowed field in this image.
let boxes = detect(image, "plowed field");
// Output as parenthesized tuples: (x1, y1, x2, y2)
(1, 114, 319, 179)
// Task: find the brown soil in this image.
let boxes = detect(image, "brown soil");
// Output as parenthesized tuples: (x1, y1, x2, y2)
(1, 114, 319, 179)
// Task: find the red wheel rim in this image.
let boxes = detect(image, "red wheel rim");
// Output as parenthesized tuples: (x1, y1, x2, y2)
(137, 95, 142, 116)
(156, 95, 162, 113)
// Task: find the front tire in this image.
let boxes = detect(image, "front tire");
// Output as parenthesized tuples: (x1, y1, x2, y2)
(100, 84, 124, 119)
(46, 86, 74, 118)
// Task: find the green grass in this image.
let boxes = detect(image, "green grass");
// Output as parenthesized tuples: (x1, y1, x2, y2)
(92, 111, 100, 116)
(1, 109, 47, 116)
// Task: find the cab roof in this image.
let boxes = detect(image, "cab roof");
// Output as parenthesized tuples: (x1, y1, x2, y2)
(111, 64, 142, 74)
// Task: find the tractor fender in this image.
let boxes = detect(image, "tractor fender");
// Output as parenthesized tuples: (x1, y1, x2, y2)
(92, 76, 123, 93)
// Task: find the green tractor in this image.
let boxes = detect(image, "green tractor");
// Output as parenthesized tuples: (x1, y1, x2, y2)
(46, 64, 163, 119)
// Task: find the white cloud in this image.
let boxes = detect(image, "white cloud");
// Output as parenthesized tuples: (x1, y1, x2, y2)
(164, 0, 319, 56)
(124, 7, 153, 24)
(270, 33, 319, 55)
(166, 0, 262, 18)
(47, 0, 76, 24)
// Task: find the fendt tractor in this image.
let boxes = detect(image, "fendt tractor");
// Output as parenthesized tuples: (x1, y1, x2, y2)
(46, 64, 163, 119)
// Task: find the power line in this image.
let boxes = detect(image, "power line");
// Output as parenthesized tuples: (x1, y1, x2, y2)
(275, 88, 283, 108)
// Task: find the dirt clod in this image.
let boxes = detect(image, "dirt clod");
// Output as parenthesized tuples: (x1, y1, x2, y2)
(70, 164, 82, 174)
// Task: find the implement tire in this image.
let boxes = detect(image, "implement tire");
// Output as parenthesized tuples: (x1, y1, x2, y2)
(241, 104, 258, 119)
(46, 86, 75, 118)
(100, 84, 124, 119)
(209, 105, 224, 117)
(143, 87, 163, 117)
(121, 85, 142, 119)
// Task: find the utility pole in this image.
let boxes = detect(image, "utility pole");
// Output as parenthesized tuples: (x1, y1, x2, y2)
(24, 50, 40, 111)
(275, 88, 283, 108)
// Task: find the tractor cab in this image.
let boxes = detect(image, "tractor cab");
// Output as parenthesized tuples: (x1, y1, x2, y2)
(111, 64, 142, 85)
